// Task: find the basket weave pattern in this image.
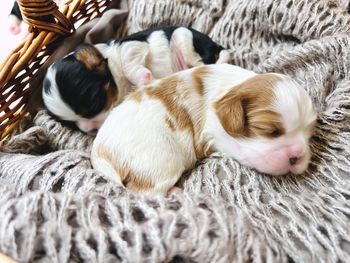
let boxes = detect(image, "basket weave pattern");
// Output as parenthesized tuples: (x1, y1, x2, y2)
(0, 0, 112, 142)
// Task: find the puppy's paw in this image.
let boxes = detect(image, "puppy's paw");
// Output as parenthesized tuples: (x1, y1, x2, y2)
(216, 50, 231, 64)
(142, 70, 153, 85)
(166, 186, 183, 197)
(134, 68, 153, 86)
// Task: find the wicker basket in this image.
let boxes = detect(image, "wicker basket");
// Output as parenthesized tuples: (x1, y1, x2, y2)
(0, 0, 117, 142)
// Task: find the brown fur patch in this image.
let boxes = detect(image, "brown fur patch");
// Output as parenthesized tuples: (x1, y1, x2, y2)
(75, 46, 107, 71)
(122, 175, 154, 193)
(146, 75, 211, 159)
(194, 139, 214, 160)
(165, 116, 176, 131)
(94, 145, 154, 192)
(192, 66, 209, 96)
(146, 76, 193, 132)
(128, 90, 144, 103)
(215, 73, 285, 139)
(104, 82, 119, 110)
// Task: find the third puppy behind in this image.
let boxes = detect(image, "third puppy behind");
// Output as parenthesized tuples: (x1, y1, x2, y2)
(42, 26, 229, 134)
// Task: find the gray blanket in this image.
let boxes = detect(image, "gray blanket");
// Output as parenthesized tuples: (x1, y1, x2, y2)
(1, 0, 350, 262)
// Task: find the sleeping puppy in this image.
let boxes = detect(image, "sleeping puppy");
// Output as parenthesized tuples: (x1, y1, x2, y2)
(42, 26, 230, 134)
(91, 64, 317, 195)
(8, 0, 63, 35)
(8, 1, 22, 35)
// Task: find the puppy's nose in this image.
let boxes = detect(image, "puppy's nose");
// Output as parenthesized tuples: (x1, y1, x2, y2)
(87, 129, 98, 136)
(289, 156, 299, 166)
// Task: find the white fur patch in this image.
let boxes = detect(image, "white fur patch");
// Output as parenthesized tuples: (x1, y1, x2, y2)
(273, 77, 317, 133)
(42, 66, 79, 121)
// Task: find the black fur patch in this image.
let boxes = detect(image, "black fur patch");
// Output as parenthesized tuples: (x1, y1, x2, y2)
(51, 47, 114, 119)
(10, 1, 22, 20)
(188, 28, 224, 64)
(117, 26, 176, 43)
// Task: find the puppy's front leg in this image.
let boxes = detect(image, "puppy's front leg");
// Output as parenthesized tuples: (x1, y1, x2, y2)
(90, 153, 125, 187)
(170, 28, 204, 71)
(126, 171, 183, 196)
(216, 50, 230, 64)
(170, 40, 190, 72)
(166, 186, 183, 196)
(120, 42, 153, 86)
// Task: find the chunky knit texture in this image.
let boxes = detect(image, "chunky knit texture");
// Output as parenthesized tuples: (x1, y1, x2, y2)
(1, 0, 350, 262)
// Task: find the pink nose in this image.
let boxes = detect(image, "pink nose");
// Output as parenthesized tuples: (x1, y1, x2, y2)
(288, 142, 305, 166)
(91, 119, 103, 129)
(87, 129, 98, 136)
(79, 119, 103, 133)
(289, 156, 299, 166)
(10, 25, 21, 35)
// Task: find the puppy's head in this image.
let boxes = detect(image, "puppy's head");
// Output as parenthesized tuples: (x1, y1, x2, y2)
(42, 43, 118, 134)
(214, 73, 317, 175)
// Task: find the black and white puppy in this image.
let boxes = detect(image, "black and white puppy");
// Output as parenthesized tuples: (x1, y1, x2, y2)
(8, 1, 22, 35)
(8, 0, 62, 35)
(42, 26, 230, 134)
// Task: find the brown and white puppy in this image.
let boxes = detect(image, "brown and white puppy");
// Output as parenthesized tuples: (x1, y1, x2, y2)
(42, 26, 230, 134)
(91, 64, 317, 195)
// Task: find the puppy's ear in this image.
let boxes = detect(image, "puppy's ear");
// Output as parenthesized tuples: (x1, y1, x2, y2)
(214, 89, 247, 137)
(215, 74, 282, 138)
(75, 44, 108, 72)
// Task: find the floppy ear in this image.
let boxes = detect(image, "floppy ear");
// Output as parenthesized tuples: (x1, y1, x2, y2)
(75, 44, 108, 72)
(214, 73, 282, 139)
(214, 89, 247, 137)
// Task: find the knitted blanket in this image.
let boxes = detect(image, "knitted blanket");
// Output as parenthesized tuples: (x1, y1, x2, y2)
(1, 0, 350, 262)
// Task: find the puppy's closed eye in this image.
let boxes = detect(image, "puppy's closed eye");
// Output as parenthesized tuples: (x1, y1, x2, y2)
(249, 113, 286, 139)
(270, 129, 282, 138)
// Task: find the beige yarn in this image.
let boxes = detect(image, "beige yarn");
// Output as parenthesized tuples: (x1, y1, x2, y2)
(1, 0, 350, 262)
